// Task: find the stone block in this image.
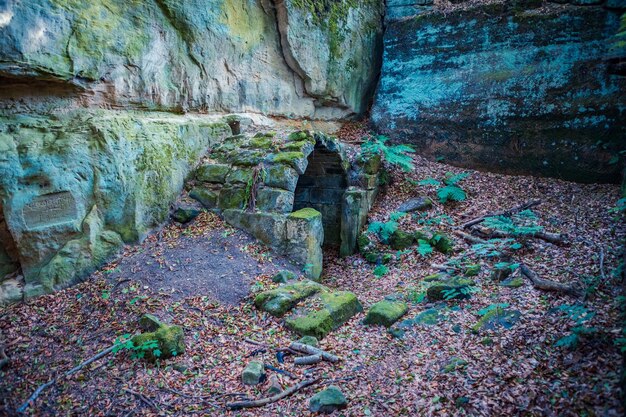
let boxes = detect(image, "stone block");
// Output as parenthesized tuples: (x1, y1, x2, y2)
(223, 209, 287, 247)
(310, 188, 345, 205)
(256, 187, 294, 213)
(364, 300, 408, 327)
(309, 386, 348, 414)
(225, 167, 254, 185)
(264, 165, 299, 191)
(286, 209, 324, 279)
(218, 186, 248, 210)
(189, 187, 220, 209)
(242, 361, 266, 385)
(340, 189, 367, 257)
(195, 164, 230, 183)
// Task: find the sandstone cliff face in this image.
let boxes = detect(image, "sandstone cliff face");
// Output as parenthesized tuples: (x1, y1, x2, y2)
(0, 0, 383, 117)
(372, 0, 626, 183)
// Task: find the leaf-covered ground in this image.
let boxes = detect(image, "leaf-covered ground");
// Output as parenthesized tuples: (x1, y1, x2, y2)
(1, 153, 624, 416)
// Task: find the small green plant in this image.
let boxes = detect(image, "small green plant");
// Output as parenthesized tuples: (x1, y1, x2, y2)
(361, 135, 415, 172)
(373, 264, 389, 277)
(477, 303, 510, 317)
(554, 304, 597, 349)
(470, 238, 520, 258)
(112, 335, 161, 360)
(367, 212, 406, 243)
(442, 286, 477, 300)
(482, 210, 543, 236)
(416, 239, 433, 257)
(418, 172, 470, 203)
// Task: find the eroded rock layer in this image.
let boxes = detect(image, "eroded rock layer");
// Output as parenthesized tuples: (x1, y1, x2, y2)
(373, 0, 626, 182)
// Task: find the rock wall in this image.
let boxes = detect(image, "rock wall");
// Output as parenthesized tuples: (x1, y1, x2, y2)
(372, 0, 626, 183)
(0, 110, 230, 302)
(0, 0, 382, 118)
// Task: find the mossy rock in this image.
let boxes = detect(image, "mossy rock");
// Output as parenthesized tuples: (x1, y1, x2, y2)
(298, 335, 319, 347)
(363, 251, 392, 264)
(229, 151, 263, 166)
(423, 273, 446, 282)
(196, 164, 230, 183)
(254, 280, 325, 317)
(471, 308, 521, 333)
(364, 300, 408, 327)
(131, 324, 185, 361)
(242, 360, 266, 385)
(389, 229, 415, 250)
(272, 270, 298, 284)
(285, 291, 363, 339)
(226, 167, 254, 185)
(491, 266, 512, 282)
(218, 186, 247, 210)
(248, 136, 275, 149)
(309, 386, 348, 414)
(263, 165, 299, 192)
(357, 233, 371, 253)
(171, 207, 200, 224)
(139, 313, 162, 331)
(427, 277, 474, 301)
(430, 233, 454, 254)
(189, 187, 219, 209)
(271, 152, 306, 174)
(413, 229, 432, 242)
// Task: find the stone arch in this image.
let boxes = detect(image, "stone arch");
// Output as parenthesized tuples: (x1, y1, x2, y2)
(293, 140, 348, 248)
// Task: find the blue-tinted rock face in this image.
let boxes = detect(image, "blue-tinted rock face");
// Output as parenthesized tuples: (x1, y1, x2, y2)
(372, 2, 626, 182)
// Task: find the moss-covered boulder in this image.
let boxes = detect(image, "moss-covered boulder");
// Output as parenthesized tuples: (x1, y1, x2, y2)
(285, 291, 363, 339)
(364, 300, 408, 327)
(189, 187, 220, 209)
(196, 164, 230, 183)
(309, 386, 348, 414)
(171, 207, 200, 224)
(389, 229, 415, 250)
(464, 264, 481, 277)
(430, 233, 454, 254)
(242, 360, 266, 385)
(471, 308, 521, 333)
(254, 280, 324, 317)
(500, 276, 524, 288)
(427, 277, 474, 301)
(271, 270, 298, 284)
(298, 335, 319, 347)
(131, 323, 185, 361)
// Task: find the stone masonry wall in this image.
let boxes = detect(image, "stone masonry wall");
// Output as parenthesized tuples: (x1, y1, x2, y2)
(294, 148, 348, 246)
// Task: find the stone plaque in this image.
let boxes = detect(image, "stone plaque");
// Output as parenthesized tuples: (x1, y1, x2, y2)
(23, 192, 78, 229)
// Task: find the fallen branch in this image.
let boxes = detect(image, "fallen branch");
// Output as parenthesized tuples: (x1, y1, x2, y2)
(0, 345, 8, 370)
(17, 344, 116, 413)
(226, 378, 320, 410)
(123, 388, 160, 410)
(520, 264, 581, 297)
(289, 342, 339, 363)
(473, 226, 566, 245)
(462, 200, 541, 229)
(294, 354, 322, 366)
(453, 230, 487, 245)
(264, 364, 296, 379)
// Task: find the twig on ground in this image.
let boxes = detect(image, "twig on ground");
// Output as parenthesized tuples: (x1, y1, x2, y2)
(453, 230, 487, 244)
(294, 354, 322, 366)
(289, 342, 340, 363)
(520, 264, 581, 297)
(264, 364, 296, 379)
(473, 226, 566, 245)
(123, 388, 159, 410)
(226, 378, 321, 410)
(17, 344, 116, 413)
(462, 200, 541, 229)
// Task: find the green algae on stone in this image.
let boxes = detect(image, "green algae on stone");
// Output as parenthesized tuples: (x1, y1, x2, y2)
(471, 308, 521, 333)
(430, 233, 454, 254)
(289, 208, 320, 220)
(364, 300, 408, 327)
(196, 164, 230, 183)
(309, 385, 348, 414)
(272, 270, 298, 284)
(500, 276, 524, 288)
(189, 187, 220, 209)
(254, 280, 325, 317)
(390, 229, 415, 250)
(285, 290, 362, 339)
(464, 264, 481, 277)
(171, 207, 200, 224)
(427, 277, 474, 301)
(298, 335, 319, 347)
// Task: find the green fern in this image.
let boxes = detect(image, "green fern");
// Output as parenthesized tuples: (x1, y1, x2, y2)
(418, 178, 441, 186)
(482, 210, 543, 236)
(437, 185, 466, 203)
(361, 135, 415, 172)
(416, 239, 433, 257)
(373, 264, 389, 277)
(444, 172, 470, 185)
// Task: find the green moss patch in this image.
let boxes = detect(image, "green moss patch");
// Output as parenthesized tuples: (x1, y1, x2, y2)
(254, 280, 325, 317)
(364, 300, 408, 327)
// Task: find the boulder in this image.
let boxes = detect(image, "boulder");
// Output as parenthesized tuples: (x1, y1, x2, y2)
(254, 280, 325, 317)
(297, 336, 319, 347)
(397, 197, 433, 213)
(500, 277, 524, 288)
(389, 230, 415, 250)
(364, 300, 408, 327)
(189, 187, 220, 209)
(171, 208, 200, 224)
(430, 233, 454, 254)
(242, 360, 266, 386)
(309, 386, 348, 414)
(196, 164, 230, 183)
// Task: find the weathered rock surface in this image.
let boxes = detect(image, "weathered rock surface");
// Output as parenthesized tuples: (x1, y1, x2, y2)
(373, 1, 625, 183)
(242, 360, 266, 385)
(0, 110, 230, 299)
(309, 386, 348, 414)
(131, 317, 185, 361)
(364, 299, 408, 327)
(0, 0, 382, 118)
(255, 280, 362, 339)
